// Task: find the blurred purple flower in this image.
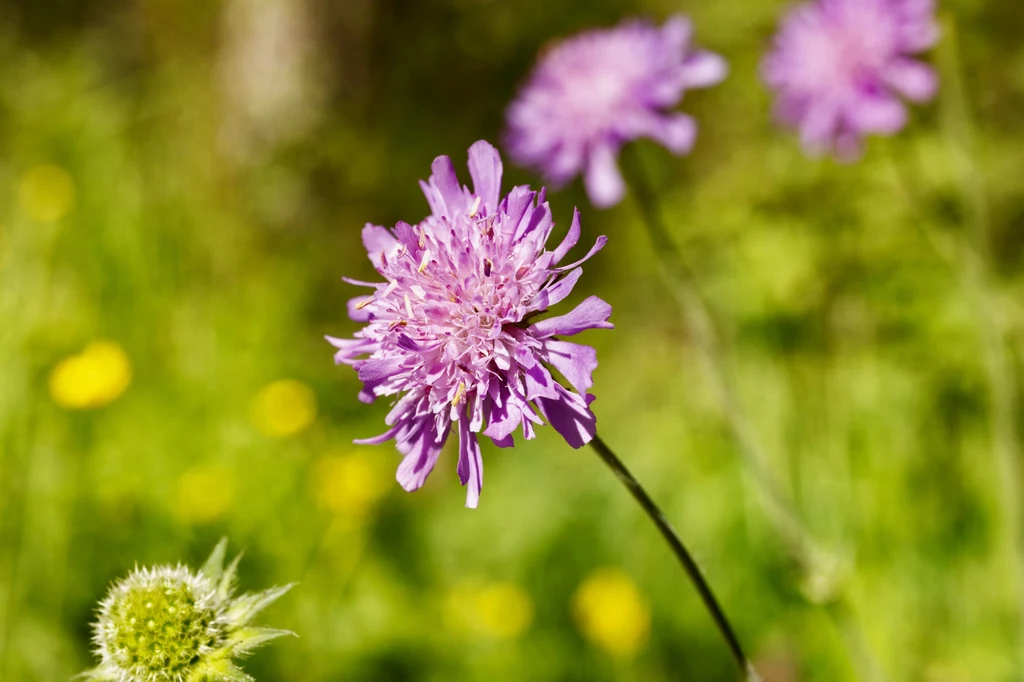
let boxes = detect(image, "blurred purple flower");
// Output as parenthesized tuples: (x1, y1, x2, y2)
(763, 0, 939, 158)
(505, 16, 728, 209)
(329, 141, 612, 508)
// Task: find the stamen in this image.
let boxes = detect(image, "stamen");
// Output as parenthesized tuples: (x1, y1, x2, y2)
(452, 381, 466, 406)
(467, 196, 482, 218)
(418, 250, 431, 273)
(404, 294, 414, 317)
(355, 297, 374, 310)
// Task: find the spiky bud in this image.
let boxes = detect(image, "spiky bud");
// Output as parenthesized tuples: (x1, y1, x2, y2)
(80, 540, 295, 682)
(94, 565, 218, 680)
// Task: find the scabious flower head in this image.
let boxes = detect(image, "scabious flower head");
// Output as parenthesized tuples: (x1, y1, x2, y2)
(505, 15, 727, 208)
(762, 0, 939, 158)
(329, 140, 612, 508)
(82, 540, 294, 682)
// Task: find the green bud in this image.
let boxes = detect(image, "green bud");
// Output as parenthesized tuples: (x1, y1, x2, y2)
(80, 540, 295, 682)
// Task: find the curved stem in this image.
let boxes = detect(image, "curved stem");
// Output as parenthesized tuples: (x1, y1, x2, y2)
(589, 435, 759, 681)
(621, 149, 812, 562)
(620, 148, 887, 682)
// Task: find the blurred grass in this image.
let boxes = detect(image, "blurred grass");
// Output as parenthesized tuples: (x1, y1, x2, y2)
(1, 0, 1023, 680)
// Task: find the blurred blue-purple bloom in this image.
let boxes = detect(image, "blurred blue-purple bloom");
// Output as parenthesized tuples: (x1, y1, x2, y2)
(505, 16, 727, 209)
(763, 0, 939, 158)
(329, 141, 611, 508)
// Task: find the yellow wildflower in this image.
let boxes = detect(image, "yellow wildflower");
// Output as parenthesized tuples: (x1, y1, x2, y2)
(252, 379, 317, 437)
(573, 568, 651, 658)
(49, 340, 132, 410)
(474, 582, 534, 639)
(311, 451, 389, 518)
(175, 465, 235, 524)
(444, 581, 534, 640)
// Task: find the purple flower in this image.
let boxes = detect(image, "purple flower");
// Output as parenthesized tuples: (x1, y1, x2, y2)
(329, 141, 612, 508)
(762, 0, 939, 158)
(505, 15, 727, 209)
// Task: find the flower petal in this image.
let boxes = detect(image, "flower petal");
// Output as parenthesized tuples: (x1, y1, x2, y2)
(584, 144, 626, 209)
(535, 385, 597, 449)
(551, 235, 607, 273)
(420, 155, 468, 218)
(682, 50, 728, 88)
(529, 296, 613, 338)
(348, 296, 373, 322)
(848, 95, 907, 134)
(798, 103, 840, 155)
(326, 336, 374, 366)
(543, 339, 598, 394)
(467, 140, 503, 213)
(885, 59, 938, 102)
(363, 224, 397, 266)
(354, 423, 402, 446)
(639, 113, 697, 155)
(396, 417, 450, 492)
(660, 14, 693, 53)
(483, 395, 522, 441)
(491, 433, 515, 448)
(551, 208, 582, 266)
(522, 362, 561, 401)
(532, 267, 582, 310)
(357, 356, 405, 383)
(457, 417, 483, 508)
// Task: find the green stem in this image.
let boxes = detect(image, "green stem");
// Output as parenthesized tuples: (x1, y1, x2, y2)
(621, 149, 811, 562)
(589, 435, 760, 681)
(620, 147, 887, 682)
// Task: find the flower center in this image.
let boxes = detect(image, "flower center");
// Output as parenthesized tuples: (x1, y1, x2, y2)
(385, 213, 545, 387)
(99, 574, 217, 680)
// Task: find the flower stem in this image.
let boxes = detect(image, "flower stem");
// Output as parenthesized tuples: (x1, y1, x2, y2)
(589, 434, 760, 681)
(620, 148, 887, 682)
(621, 149, 811, 561)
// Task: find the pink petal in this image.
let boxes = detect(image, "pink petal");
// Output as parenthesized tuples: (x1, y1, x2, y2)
(885, 59, 938, 102)
(584, 144, 625, 209)
(529, 296, 613, 339)
(467, 140, 503, 212)
(362, 224, 397, 265)
(543, 339, 598, 394)
(535, 385, 597, 449)
(456, 417, 483, 508)
(682, 51, 728, 88)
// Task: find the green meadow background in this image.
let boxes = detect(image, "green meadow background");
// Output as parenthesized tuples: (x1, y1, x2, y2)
(2, 0, 1024, 680)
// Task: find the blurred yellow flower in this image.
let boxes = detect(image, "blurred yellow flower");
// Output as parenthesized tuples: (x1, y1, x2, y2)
(444, 581, 534, 640)
(251, 379, 316, 437)
(175, 465, 235, 524)
(573, 568, 650, 658)
(474, 583, 534, 639)
(49, 341, 132, 410)
(311, 451, 389, 518)
(19, 164, 76, 222)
